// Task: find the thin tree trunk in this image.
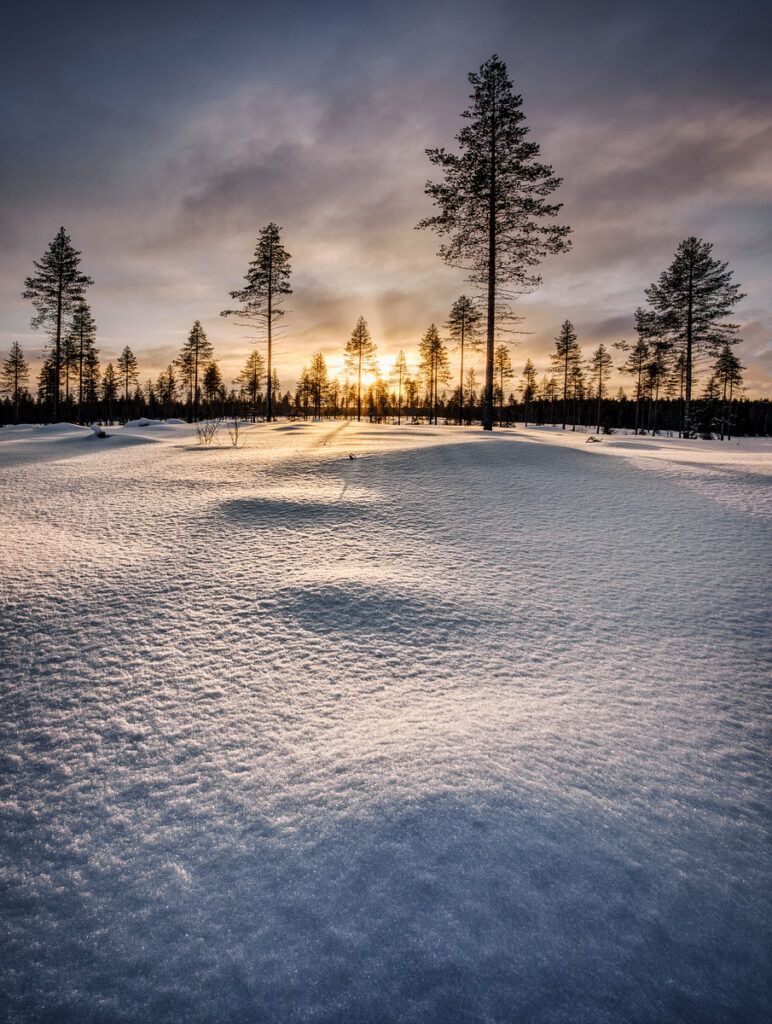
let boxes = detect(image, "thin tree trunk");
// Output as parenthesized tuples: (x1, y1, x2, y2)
(357, 353, 362, 421)
(458, 317, 465, 426)
(78, 325, 84, 422)
(684, 261, 694, 434)
(483, 86, 496, 432)
(596, 373, 602, 434)
(193, 346, 199, 422)
(267, 246, 274, 422)
(54, 261, 63, 420)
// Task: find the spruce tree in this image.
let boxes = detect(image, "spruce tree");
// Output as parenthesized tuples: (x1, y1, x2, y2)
(540, 374, 559, 424)
(344, 316, 377, 421)
(550, 320, 581, 429)
(175, 321, 213, 421)
(445, 295, 482, 425)
(463, 367, 479, 423)
(202, 361, 224, 408)
(308, 353, 329, 418)
(22, 227, 93, 419)
(234, 350, 266, 421)
(82, 347, 101, 409)
(1, 342, 30, 423)
(68, 302, 97, 415)
(295, 367, 312, 419)
(221, 223, 292, 422)
(568, 359, 585, 431)
(519, 358, 537, 426)
(698, 376, 721, 439)
(615, 309, 652, 434)
(390, 350, 410, 425)
(645, 237, 744, 434)
(156, 364, 177, 417)
(588, 343, 613, 433)
(101, 363, 118, 423)
(37, 355, 57, 405)
(116, 346, 140, 404)
(713, 341, 744, 440)
(493, 344, 514, 424)
(419, 324, 450, 425)
(418, 55, 570, 430)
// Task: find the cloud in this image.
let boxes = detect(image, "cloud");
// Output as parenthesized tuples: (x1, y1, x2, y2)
(1, 1, 770, 395)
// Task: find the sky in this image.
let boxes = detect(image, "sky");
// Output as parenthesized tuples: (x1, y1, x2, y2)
(1, 0, 771, 396)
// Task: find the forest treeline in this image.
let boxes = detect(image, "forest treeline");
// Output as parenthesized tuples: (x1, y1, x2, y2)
(1, 56, 765, 439)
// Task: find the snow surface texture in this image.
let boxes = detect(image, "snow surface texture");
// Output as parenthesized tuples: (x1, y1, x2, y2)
(1, 421, 770, 1024)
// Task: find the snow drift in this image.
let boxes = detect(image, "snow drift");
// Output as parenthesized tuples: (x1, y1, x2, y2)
(1, 421, 770, 1023)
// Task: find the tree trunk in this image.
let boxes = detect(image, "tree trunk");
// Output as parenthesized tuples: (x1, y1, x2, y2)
(562, 354, 568, 429)
(54, 261, 63, 420)
(267, 247, 274, 422)
(684, 261, 694, 434)
(357, 353, 362, 421)
(193, 346, 199, 422)
(483, 88, 496, 432)
(596, 376, 602, 434)
(458, 317, 465, 426)
(78, 326, 84, 422)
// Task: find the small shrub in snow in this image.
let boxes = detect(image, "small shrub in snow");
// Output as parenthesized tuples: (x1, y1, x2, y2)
(195, 419, 220, 445)
(227, 419, 244, 447)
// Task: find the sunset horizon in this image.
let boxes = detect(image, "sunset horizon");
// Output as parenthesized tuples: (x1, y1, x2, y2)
(2, 1, 771, 399)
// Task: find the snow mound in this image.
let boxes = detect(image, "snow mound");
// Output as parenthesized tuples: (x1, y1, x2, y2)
(0, 421, 769, 1023)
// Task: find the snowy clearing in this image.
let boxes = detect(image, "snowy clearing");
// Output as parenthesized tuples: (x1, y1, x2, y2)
(1, 421, 770, 1023)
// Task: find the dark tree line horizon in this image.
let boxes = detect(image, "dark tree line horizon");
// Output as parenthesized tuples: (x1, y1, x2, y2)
(1, 56, 762, 439)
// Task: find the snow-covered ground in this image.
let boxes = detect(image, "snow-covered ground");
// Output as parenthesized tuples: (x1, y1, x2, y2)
(1, 420, 770, 1023)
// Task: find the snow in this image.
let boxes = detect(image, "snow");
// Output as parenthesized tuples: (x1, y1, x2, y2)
(1, 421, 770, 1023)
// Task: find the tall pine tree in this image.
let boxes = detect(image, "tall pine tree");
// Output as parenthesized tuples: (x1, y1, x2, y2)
(234, 350, 266, 421)
(101, 363, 118, 423)
(175, 321, 213, 421)
(588, 343, 613, 434)
(713, 341, 744, 440)
(117, 346, 139, 404)
(344, 316, 377, 422)
(308, 353, 329, 419)
(615, 309, 652, 435)
(493, 344, 514, 424)
(68, 302, 97, 417)
(445, 295, 482, 425)
(418, 55, 570, 430)
(22, 227, 93, 420)
(221, 223, 292, 422)
(644, 237, 744, 434)
(519, 358, 537, 426)
(419, 324, 450, 425)
(390, 350, 410, 426)
(551, 320, 581, 430)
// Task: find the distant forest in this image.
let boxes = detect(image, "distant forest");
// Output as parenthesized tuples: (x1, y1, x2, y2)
(1, 56, 765, 439)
